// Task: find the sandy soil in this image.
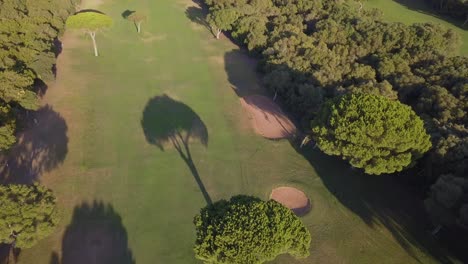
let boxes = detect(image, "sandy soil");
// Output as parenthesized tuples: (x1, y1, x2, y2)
(270, 186, 311, 216)
(240, 95, 296, 139)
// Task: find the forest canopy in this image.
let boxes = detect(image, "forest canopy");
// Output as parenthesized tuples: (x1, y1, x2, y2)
(0, 0, 76, 151)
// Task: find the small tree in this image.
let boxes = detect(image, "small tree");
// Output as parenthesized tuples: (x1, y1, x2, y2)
(311, 93, 432, 175)
(125, 11, 147, 33)
(0, 184, 59, 249)
(207, 9, 239, 39)
(194, 195, 311, 264)
(66, 11, 113, 56)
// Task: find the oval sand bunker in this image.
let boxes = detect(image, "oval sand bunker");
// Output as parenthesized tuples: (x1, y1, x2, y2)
(240, 95, 296, 139)
(270, 187, 310, 216)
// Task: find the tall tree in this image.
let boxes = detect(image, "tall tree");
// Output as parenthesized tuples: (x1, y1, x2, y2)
(194, 195, 311, 264)
(311, 93, 432, 175)
(207, 8, 239, 39)
(0, 184, 59, 249)
(66, 12, 113, 56)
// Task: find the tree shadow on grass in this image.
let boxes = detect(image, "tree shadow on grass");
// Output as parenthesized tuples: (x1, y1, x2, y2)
(390, 0, 467, 29)
(0, 105, 68, 184)
(141, 94, 211, 204)
(121, 9, 135, 19)
(224, 49, 267, 98)
(51, 201, 135, 264)
(121, 10, 139, 32)
(185, 6, 215, 37)
(289, 139, 456, 263)
(0, 244, 20, 264)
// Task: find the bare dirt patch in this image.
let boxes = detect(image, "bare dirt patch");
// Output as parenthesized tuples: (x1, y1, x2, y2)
(240, 95, 296, 139)
(140, 32, 167, 43)
(270, 186, 311, 216)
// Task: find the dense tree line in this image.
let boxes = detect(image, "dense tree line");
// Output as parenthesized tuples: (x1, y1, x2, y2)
(0, 0, 76, 151)
(204, 0, 468, 233)
(424, 0, 468, 24)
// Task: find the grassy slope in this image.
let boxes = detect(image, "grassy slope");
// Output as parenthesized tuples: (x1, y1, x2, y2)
(367, 0, 468, 55)
(16, 0, 461, 263)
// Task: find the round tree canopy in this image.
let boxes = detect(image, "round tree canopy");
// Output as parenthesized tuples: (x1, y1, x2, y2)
(311, 93, 432, 175)
(66, 11, 113, 31)
(194, 195, 311, 264)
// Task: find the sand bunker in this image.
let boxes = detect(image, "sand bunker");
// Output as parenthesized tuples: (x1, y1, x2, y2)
(270, 187, 310, 216)
(240, 95, 296, 139)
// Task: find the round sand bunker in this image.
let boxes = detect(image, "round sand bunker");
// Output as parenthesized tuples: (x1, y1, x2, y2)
(240, 95, 296, 139)
(270, 187, 310, 216)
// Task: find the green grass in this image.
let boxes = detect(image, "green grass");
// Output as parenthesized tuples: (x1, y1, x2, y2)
(15, 0, 463, 263)
(366, 0, 468, 55)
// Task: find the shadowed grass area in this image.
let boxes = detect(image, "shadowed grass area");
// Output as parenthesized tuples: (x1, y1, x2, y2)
(13, 0, 463, 263)
(141, 94, 211, 204)
(52, 201, 135, 264)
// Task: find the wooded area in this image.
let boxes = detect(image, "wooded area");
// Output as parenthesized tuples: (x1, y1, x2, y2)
(0, 0, 76, 151)
(204, 0, 468, 247)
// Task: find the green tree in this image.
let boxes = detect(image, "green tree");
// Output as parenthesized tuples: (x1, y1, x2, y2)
(311, 93, 432, 175)
(207, 8, 239, 39)
(66, 12, 113, 56)
(125, 11, 147, 33)
(0, 184, 59, 249)
(194, 195, 311, 264)
(0, 104, 16, 151)
(0, 70, 38, 110)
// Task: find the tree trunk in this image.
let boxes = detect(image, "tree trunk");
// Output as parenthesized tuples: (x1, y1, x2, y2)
(137, 22, 142, 33)
(463, 15, 468, 26)
(358, 1, 363, 13)
(216, 29, 221, 39)
(89, 31, 98, 57)
(7, 245, 15, 264)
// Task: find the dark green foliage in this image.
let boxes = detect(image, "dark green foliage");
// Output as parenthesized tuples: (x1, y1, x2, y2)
(194, 195, 311, 264)
(0, 184, 59, 248)
(311, 94, 432, 175)
(424, 174, 468, 228)
(0, 0, 75, 152)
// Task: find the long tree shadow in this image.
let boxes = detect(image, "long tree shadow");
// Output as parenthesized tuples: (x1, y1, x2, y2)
(289, 139, 456, 263)
(0, 244, 20, 264)
(185, 6, 215, 37)
(224, 49, 266, 97)
(391, 0, 467, 29)
(50, 201, 135, 264)
(0, 105, 68, 184)
(141, 94, 211, 204)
